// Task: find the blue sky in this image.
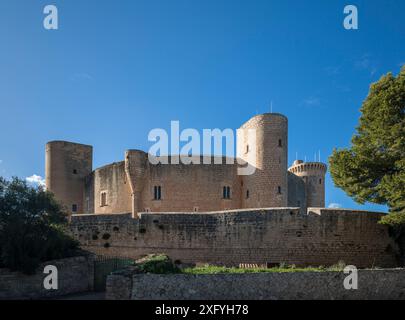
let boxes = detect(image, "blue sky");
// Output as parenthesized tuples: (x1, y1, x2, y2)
(0, 0, 404, 212)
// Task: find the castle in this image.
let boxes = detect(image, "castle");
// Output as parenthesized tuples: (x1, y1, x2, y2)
(45, 113, 327, 216)
(47, 113, 399, 268)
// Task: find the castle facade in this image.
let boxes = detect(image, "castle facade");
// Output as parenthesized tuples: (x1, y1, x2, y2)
(45, 113, 327, 216)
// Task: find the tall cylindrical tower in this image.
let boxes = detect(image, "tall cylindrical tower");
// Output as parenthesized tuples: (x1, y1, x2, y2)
(288, 160, 327, 208)
(45, 141, 93, 214)
(237, 113, 288, 208)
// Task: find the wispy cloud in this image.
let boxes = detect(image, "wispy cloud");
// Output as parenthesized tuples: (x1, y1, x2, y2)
(26, 174, 45, 187)
(328, 203, 342, 209)
(355, 54, 378, 76)
(71, 73, 93, 81)
(325, 66, 341, 76)
(302, 96, 321, 107)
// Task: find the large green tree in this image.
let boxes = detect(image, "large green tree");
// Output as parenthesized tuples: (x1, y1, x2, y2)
(0, 177, 79, 274)
(329, 66, 405, 225)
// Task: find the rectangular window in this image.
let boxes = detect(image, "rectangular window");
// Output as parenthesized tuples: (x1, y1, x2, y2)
(246, 190, 250, 199)
(154, 186, 162, 200)
(72, 204, 77, 213)
(278, 186, 282, 194)
(223, 186, 231, 199)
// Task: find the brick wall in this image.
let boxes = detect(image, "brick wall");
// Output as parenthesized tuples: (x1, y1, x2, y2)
(70, 208, 399, 268)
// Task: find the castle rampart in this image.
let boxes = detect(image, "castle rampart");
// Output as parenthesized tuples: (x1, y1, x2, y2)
(69, 208, 399, 268)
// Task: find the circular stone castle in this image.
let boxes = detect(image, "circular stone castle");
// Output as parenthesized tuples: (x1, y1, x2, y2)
(45, 113, 327, 216)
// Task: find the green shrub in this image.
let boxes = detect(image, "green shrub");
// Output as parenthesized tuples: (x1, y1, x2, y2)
(0, 177, 79, 274)
(136, 254, 180, 274)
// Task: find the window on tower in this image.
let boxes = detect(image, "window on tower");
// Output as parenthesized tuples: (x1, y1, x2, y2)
(100, 191, 108, 207)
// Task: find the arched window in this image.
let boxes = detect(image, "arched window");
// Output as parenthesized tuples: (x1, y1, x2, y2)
(100, 191, 107, 207)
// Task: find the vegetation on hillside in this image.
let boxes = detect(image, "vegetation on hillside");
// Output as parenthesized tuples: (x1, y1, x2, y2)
(329, 66, 405, 225)
(0, 177, 79, 274)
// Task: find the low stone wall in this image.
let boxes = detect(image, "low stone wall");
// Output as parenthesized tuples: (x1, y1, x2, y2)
(106, 269, 405, 300)
(0, 255, 94, 300)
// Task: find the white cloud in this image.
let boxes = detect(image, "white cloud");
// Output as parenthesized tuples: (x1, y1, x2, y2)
(26, 174, 46, 187)
(328, 203, 342, 209)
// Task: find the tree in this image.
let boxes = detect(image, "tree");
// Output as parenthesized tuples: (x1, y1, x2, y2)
(329, 66, 405, 225)
(0, 177, 79, 274)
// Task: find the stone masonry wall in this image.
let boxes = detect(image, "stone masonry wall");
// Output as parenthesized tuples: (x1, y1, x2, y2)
(70, 208, 399, 268)
(0, 256, 94, 300)
(106, 270, 405, 300)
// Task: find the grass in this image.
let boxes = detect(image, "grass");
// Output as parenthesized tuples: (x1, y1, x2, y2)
(182, 263, 346, 274)
(135, 254, 347, 274)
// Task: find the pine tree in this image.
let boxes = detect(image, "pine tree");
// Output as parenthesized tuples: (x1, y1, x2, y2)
(329, 66, 405, 225)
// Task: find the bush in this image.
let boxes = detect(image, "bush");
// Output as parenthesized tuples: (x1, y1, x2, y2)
(136, 254, 180, 274)
(0, 177, 79, 274)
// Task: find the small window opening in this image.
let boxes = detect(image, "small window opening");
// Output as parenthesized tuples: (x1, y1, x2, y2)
(277, 186, 282, 194)
(246, 190, 250, 199)
(278, 139, 282, 147)
(72, 204, 78, 212)
(223, 186, 231, 199)
(101, 191, 107, 207)
(73, 169, 78, 174)
(154, 186, 162, 200)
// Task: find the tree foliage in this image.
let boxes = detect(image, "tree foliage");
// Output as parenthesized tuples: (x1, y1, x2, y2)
(329, 66, 405, 224)
(0, 177, 79, 274)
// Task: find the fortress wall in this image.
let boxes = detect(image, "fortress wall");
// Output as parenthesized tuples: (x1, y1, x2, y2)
(69, 209, 398, 268)
(92, 162, 132, 214)
(136, 159, 243, 213)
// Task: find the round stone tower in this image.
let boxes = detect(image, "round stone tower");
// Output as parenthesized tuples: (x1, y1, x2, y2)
(125, 149, 148, 216)
(288, 160, 327, 208)
(238, 113, 288, 208)
(45, 141, 93, 214)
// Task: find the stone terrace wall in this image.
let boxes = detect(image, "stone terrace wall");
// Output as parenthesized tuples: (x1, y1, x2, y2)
(107, 270, 405, 300)
(70, 208, 399, 268)
(0, 256, 94, 300)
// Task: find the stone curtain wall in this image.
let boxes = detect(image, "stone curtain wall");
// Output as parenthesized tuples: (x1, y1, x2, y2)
(0, 256, 94, 300)
(70, 209, 399, 268)
(106, 270, 405, 300)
